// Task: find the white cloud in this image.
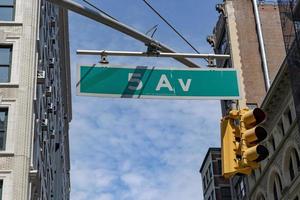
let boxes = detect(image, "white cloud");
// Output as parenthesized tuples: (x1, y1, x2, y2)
(68, 1, 223, 199)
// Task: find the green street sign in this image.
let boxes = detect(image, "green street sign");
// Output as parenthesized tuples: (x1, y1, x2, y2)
(77, 65, 241, 100)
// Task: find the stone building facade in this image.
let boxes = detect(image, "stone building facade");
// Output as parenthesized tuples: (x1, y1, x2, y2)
(0, 0, 71, 199)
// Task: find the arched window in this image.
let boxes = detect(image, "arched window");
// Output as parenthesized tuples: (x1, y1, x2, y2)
(293, 196, 299, 200)
(289, 149, 300, 181)
(273, 174, 282, 200)
(257, 193, 266, 200)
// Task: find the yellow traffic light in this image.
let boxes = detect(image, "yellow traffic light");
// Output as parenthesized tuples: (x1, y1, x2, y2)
(221, 108, 269, 179)
(221, 111, 251, 179)
(221, 117, 239, 179)
(240, 108, 269, 167)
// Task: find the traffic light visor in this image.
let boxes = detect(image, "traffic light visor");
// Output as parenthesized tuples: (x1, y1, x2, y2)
(244, 126, 267, 145)
(242, 108, 266, 127)
(244, 145, 269, 162)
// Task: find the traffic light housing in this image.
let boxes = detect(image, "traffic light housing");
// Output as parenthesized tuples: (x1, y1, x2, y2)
(221, 108, 269, 178)
(240, 108, 269, 168)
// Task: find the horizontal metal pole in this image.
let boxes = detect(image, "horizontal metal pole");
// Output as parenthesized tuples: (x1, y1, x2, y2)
(77, 50, 231, 59)
(47, 0, 202, 68)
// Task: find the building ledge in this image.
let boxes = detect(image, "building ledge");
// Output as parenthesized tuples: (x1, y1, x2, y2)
(0, 83, 19, 88)
(0, 22, 22, 26)
(0, 152, 14, 157)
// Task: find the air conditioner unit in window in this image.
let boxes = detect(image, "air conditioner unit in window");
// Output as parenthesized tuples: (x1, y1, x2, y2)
(45, 86, 52, 97)
(53, 106, 57, 115)
(50, 17, 56, 27)
(50, 129, 55, 139)
(51, 37, 56, 45)
(29, 169, 38, 183)
(47, 103, 54, 113)
(41, 118, 48, 131)
(37, 70, 46, 84)
(49, 58, 55, 68)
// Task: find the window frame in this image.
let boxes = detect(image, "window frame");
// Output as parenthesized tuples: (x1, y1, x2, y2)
(0, 102, 15, 154)
(0, 45, 13, 83)
(273, 174, 283, 200)
(0, 0, 15, 21)
(0, 179, 3, 200)
(0, 108, 8, 151)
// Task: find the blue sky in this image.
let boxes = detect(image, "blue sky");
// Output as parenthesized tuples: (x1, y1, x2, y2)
(68, 1, 222, 199)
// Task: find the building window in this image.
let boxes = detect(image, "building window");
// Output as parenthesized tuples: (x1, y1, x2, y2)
(206, 170, 210, 185)
(0, 0, 15, 21)
(203, 176, 206, 190)
(0, 46, 12, 83)
(220, 187, 231, 200)
(246, 103, 258, 110)
(285, 108, 293, 125)
(209, 164, 213, 178)
(211, 190, 215, 200)
(278, 120, 285, 136)
(0, 108, 8, 150)
(0, 180, 2, 200)
(217, 160, 222, 175)
(270, 136, 276, 151)
(289, 149, 300, 181)
(273, 174, 283, 200)
(235, 177, 246, 200)
(289, 158, 295, 180)
(257, 194, 265, 200)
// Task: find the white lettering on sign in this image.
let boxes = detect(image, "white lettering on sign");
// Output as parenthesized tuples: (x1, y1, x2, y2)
(156, 74, 174, 91)
(155, 74, 192, 92)
(128, 73, 143, 90)
(178, 79, 192, 92)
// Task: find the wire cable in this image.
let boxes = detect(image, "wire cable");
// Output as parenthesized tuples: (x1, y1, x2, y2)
(82, 0, 118, 21)
(142, 0, 208, 61)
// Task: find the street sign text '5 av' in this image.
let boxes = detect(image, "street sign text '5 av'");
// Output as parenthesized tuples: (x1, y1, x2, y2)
(77, 65, 241, 100)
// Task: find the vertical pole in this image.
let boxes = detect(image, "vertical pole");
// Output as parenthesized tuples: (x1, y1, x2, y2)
(252, 0, 271, 90)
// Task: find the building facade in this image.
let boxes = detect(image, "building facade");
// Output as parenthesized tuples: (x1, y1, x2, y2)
(0, 0, 71, 199)
(201, 0, 300, 199)
(200, 148, 232, 200)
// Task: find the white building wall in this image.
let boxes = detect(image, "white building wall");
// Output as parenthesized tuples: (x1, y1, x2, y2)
(0, 0, 71, 199)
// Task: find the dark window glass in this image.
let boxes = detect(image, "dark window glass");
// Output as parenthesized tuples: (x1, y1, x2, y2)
(217, 160, 222, 175)
(0, 108, 8, 150)
(0, 180, 2, 200)
(273, 174, 282, 200)
(211, 190, 215, 200)
(286, 109, 293, 125)
(221, 187, 231, 200)
(278, 120, 285, 136)
(295, 150, 300, 167)
(293, 196, 299, 200)
(0, 46, 12, 82)
(289, 158, 295, 180)
(273, 183, 278, 200)
(235, 177, 246, 200)
(258, 194, 265, 200)
(0, 0, 14, 21)
(271, 137, 276, 151)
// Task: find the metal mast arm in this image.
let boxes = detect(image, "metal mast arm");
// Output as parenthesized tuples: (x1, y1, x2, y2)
(47, 0, 202, 68)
